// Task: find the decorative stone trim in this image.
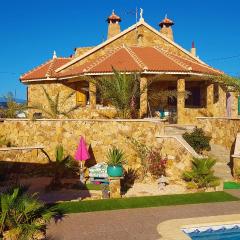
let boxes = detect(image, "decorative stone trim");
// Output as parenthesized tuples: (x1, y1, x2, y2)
(0, 146, 44, 151)
(197, 117, 240, 120)
(0, 118, 165, 123)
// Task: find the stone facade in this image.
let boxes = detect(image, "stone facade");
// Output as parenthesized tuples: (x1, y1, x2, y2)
(27, 82, 117, 119)
(0, 119, 195, 181)
(197, 117, 240, 150)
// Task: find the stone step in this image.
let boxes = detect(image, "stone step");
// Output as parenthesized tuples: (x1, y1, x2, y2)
(164, 124, 196, 136)
(209, 144, 233, 181)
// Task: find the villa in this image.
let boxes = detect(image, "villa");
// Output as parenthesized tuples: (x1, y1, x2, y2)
(20, 11, 238, 124)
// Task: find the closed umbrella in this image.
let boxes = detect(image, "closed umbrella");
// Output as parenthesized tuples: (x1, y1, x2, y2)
(75, 136, 90, 183)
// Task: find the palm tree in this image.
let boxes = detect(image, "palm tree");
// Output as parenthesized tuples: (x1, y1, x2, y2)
(96, 69, 141, 118)
(95, 69, 188, 119)
(0, 186, 58, 240)
(0, 92, 27, 118)
(30, 87, 80, 119)
(47, 145, 77, 190)
(182, 157, 220, 189)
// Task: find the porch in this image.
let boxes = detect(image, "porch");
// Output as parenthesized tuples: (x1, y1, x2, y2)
(66, 73, 233, 124)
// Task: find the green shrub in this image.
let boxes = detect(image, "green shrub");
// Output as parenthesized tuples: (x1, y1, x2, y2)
(183, 127, 211, 154)
(182, 157, 220, 189)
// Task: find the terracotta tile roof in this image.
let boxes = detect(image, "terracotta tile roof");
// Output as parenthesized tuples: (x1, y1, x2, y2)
(21, 47, 222, 81)
(58, 46, 220, 76)
(163, 50, 223, 75)
(20, 58, 71, 81)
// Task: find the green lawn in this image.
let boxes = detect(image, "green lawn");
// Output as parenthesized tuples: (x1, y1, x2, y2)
(56, 191, 238, 214)
(224, 181, 240, 189)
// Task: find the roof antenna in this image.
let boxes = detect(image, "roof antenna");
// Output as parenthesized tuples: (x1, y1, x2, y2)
(53, 50, 57, 59)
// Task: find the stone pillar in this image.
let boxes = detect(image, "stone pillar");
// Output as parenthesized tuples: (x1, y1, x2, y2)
(177, 78, 185, 124)
(109, 177, 122, 198)
(219, 86, 226, 117)
(229, 91, 238, 118)
(207, 83, 214, 115)
(89, 81, 96, 109)
(140, 77, 148, 118)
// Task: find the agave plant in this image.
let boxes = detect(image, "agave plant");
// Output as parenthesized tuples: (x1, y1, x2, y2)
(48, 145, 77, 190)
(107, 147, 127, 166)
(182, 157, 220, 189)
(30, 87, 80, 119)
(0, 186, 58, 240)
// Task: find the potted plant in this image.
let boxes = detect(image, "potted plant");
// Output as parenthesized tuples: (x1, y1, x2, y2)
(107, 147, 126, 177)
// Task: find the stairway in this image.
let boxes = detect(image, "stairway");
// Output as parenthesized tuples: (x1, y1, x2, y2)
(163, 124, 233, 181)
(208, 144, 233, 181)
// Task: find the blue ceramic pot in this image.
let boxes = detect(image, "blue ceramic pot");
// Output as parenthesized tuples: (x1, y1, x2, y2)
(107, 165, 123, 177)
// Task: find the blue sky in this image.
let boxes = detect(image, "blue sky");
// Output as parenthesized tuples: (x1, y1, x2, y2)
(1, 0, 240, 99)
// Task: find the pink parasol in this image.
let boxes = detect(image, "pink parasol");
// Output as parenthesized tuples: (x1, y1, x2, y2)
(75, 136, 90, 162)
(75, 136, 90, 183)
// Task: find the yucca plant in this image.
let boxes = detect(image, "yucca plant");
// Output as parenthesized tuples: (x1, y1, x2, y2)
(47, 145, 77, 190)
(182, 157, 220, 189)
(107, 147, 127, 166)
(30, 87, 80, 119)
(0, 186, 58, 240)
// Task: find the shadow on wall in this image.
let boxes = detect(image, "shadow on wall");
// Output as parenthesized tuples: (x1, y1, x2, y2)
(0, 161, 78, 185)
(230, 139, 236, 176)
(84, 144, 97, 168)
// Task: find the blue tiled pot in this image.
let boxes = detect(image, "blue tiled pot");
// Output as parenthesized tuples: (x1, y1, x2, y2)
(107, 165, 123, 177)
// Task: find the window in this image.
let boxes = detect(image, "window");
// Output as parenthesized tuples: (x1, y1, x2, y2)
(185, 86, 201, 107)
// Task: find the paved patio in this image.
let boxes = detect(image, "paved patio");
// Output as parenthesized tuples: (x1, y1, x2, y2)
(47, 191, 240, 240)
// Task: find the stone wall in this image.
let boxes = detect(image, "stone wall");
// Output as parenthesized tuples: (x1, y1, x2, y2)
(197, 117, 240, 150)
(28, 82, 117, 119)
(0, 119, 195, 181)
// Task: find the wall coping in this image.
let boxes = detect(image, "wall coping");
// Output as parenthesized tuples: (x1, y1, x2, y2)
(197, 117, 240, 120)
(0, 146, 44, 151)
(0, 118, 165, 123)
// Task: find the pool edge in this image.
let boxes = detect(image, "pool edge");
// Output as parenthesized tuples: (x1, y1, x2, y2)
(157, 214, 240, 240)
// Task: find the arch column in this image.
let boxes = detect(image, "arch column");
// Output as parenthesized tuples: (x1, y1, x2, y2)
(140, 77, 148, 118)
(89, 81, 96, 109)
(177, 78, 185, 124)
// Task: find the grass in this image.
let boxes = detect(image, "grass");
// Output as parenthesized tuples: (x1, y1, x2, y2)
(56, 191, 238, 214)
(224, 181, 240, 189)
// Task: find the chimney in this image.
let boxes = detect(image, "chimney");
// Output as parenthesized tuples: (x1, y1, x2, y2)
(159, 15, 174, 41)
(191, 41, 196, 57)
(107, 10, 121, 39)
